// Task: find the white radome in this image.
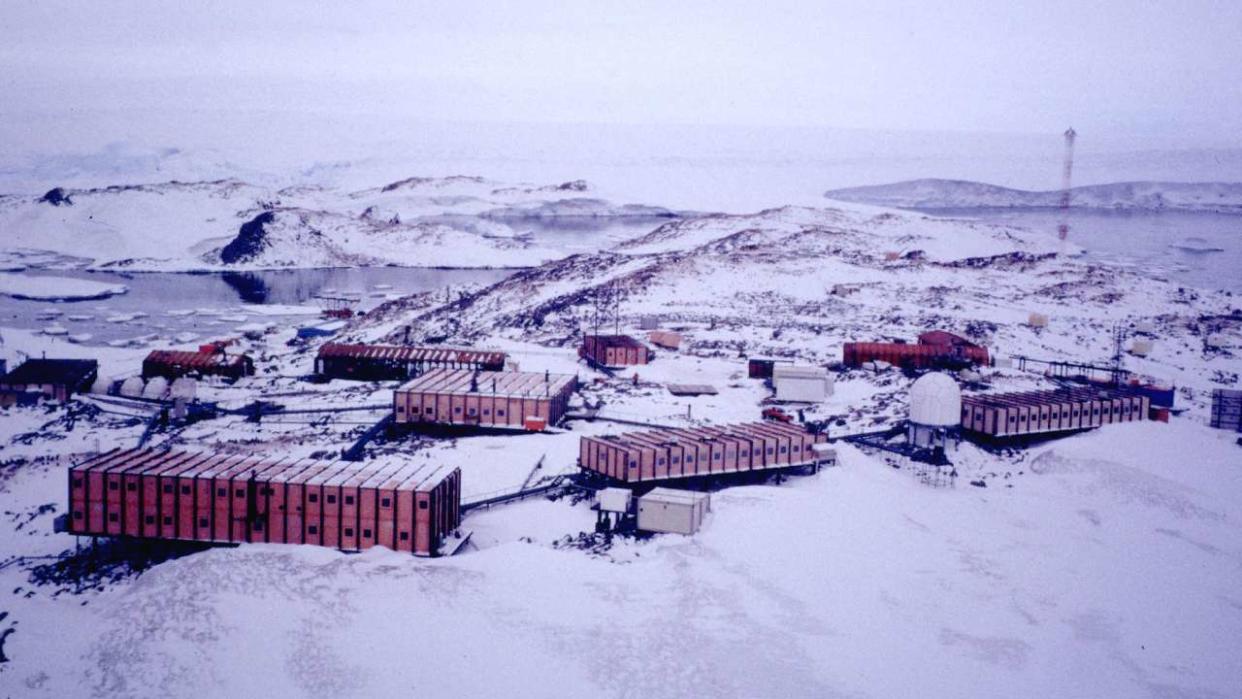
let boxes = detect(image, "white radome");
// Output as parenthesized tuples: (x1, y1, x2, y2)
(909, 372, 962, 427)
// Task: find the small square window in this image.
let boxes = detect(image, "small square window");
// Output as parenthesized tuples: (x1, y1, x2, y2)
(497, 409, 506, 416)
(780, 447, 788, 454)
(468, 408, 477, 416)
(309, 525, 318, 535)
(109, 513, 119, 522)
(381, 498, 391, 508)
(217, 487, 226, 497)
(73, 478, 83, 488)
(235, 488, 245, 498)
(163, 516, 172, 525)
(109, 481, 119, 490)
(74, 511, 83, 519)
(345, 495, 354, 505)
(126, 482, 137, 491)
(400, 531, 409, 541)
(363, 529, 372, 538)
(327, 494, 337, 504)
(181, 485, 191, 495)
(419, 501, 429, 510)
(145, 515, 154, 525)
(425, 407, 433, 414)
(200, 518, 209, 528)
(309, 493, 319, 503)
(344, 527, 354, 537)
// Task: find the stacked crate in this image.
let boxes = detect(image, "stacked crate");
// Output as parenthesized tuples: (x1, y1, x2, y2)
(67, 449, 461, 557)
(960, 387, 1149, 438)
(578, 421, 828, 484)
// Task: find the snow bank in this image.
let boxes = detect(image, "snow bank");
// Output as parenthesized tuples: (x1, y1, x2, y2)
(0, 273, 128, 301)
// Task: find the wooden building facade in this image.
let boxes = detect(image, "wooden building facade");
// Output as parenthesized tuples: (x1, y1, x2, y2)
(579, 421, 830, 484)
(67, 449, 461, 557)
(960, 386, 1149, 438)
(394, 368, 577, 431)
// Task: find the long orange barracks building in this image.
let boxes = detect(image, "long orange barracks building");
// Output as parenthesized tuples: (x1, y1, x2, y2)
(67, 449, 461, 557)
(579, 421, 830, 483)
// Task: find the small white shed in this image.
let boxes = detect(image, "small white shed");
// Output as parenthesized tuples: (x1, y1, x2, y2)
(637, 488, 711, 535)
(772, 365, 833, 403)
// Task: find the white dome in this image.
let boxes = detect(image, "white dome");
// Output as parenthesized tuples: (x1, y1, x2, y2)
(909, 372, 962, 427)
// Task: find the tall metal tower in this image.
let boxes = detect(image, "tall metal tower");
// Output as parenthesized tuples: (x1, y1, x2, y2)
(1057, 127, 1077, 240)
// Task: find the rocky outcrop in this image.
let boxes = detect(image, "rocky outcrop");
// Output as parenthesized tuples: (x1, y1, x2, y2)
(39, 187, 72, 206)
(220, 211, 276, 264)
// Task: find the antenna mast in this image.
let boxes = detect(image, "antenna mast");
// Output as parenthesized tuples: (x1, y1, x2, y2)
(1057, 127, 1077, 240)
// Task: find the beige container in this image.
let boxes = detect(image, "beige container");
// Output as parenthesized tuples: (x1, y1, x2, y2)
(637, 488, 711, 535)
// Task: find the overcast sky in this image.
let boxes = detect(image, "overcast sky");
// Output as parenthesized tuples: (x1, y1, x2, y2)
(3, 0, 1240, 142)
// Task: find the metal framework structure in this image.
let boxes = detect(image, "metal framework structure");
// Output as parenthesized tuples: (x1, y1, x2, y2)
(315, 342, 507, 381)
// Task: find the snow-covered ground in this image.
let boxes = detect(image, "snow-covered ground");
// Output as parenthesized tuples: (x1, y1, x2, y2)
(0, 176, 675, 271)
(1, 193, 1241, 697)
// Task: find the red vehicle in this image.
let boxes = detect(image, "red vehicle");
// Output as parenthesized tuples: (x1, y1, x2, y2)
(762, 407, 794, 423)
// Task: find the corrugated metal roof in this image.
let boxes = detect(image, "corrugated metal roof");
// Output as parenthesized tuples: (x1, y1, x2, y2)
(318, 342, 507, 366)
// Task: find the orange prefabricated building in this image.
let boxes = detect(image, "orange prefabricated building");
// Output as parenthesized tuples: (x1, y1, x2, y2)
(67, 449, 461, 557)
(843, 339, 989, 369)
(579, 421, 830, 484)
(315, 342, 508, 381)
(581, 334, 650, 367)
(960, 386, 1149, 438)
(394, 368, 577, 431)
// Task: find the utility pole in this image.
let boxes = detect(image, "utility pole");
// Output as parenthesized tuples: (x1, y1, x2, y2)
(1058, 127, 1077, 241)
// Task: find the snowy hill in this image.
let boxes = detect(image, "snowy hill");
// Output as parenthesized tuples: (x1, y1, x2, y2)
(2, 199, 1241, 697)
(0, 176, 676, 271)
(824, 178, 1242, 213)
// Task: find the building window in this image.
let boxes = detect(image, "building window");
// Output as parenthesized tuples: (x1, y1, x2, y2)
(162, 484, 173, 494)
(400, 532, 409, 541)
(109, 513, 118, 522)
(126, 483, 137, 491)
(381, 497, 391, 508)
(181, 485, 191, 495)
(163, 516, 172, 525)
(767, 448, 774, 455)
(419, 501, 429, 510)
(657, 458, 665, 465)
(235, 488, 245, 498)
(425, 407, 433, 414)
(345, 495, 354, 505)
(145, 515, 154, 525)
(714, 453, 721, 460)
(74, 511, 83, 519)
(780, 447, 788, 453)
(363, 529, 372, 538)
(497, 409, 506, 416)
(454, 407, 462, 414)
(344, 528, 354, 537)
(483, 409, 490, 415)
(200, 518, 209, 528)
(396, 405, 405, 413)
(217, 487, 226, 497)
(687, 456, 695, 463)
(309, 525, 318, 535)
(327, 494, 337, 504)
(309, 493, 319, 503)
(73, 478, 83, 488)
(468, 408, 477, 416)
